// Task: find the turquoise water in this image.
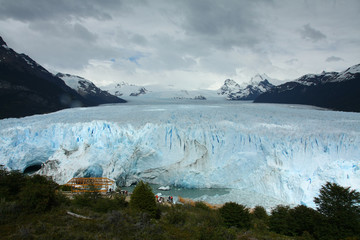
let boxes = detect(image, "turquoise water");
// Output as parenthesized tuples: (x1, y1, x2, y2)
(120, 184, 290, 209)
(121, 184, 230, 199)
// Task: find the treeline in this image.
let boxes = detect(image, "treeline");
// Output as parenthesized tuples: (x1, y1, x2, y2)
(1, 168, 359, 240)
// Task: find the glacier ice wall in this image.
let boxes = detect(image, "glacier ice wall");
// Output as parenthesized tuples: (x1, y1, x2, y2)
(0, 102, 359, 207)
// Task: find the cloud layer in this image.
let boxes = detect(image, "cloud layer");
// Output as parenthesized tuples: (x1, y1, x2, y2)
(0, 0, 359, 89)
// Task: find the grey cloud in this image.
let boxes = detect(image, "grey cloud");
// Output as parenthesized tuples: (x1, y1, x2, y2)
(28, 21, 97, 43)
(1, 0, 359, 89)
(0, 0, 121, 21)
(130, 34, 148, 46)
(140, 34, 199, 71)
(29, 38, 115, 69)
(300, 24, 326, 42)
(74, 23, 97, 42)
(176, 0, 271, 49)
(326, 56, 343, 62)
(286, 59, 299, 65)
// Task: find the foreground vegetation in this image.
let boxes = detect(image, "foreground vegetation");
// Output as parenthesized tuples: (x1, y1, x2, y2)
(1, 168, 359, 240)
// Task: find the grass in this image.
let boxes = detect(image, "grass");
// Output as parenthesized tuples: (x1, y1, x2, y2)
(0, 195, 301, 240)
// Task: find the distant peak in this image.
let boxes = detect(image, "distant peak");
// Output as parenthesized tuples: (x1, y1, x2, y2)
(224, 79, 238, 85)
(250, 74, 266, 84)
(253, 73, 263, 78)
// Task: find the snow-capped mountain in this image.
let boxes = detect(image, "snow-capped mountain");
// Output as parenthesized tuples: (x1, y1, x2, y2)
(217, 79, 241, 96)
(0, 36, 88, 119)
(129, 87, 148, 96)
(255, 64, 360, 112)
(218, 74, 276, 100)
(55, 73, 126, 105)
(104, 82, 221, 101)
(1, 101, 359, 209)
(103, 82, 148, 97)
(332, 63, 360, 82)
(0, 35, 126, 119)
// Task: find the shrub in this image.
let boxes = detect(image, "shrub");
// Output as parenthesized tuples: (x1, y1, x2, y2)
(0, 198, 21, 223)
(130, 181, 159, 218)
(72, 193, 93, 208)
(93, 195, 128, 213)
(0, 169, 26, 201)
(195, 201, 211, 211)
(219, 202, 251, 229)
(18, 175, 59, 213)
(164, 205, 187, 226)
(59, 184, 72, 191)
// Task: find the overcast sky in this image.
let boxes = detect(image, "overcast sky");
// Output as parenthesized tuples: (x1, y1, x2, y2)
(0, 0, 359, 89)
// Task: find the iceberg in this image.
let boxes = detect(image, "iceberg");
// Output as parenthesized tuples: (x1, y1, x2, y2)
(158, 186, 171, 191)
(0, 101, 359, 208)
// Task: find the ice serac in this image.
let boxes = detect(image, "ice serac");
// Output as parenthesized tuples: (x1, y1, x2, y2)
(0, 103, 359, 208)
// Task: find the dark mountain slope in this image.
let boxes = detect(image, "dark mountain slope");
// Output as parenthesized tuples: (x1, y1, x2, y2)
(0, 36, 125, 119)
(254, 65, 360, 112)
(55, 73, 126, 105)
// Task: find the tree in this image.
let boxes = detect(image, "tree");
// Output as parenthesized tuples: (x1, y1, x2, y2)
(129, 181, 158, 218)
(251, 205, 269, 232)
(219, 202, 251, 229)
(252, 205, 268, 221)
(314, 182, 360, 239)
(269, 205, 293, 235)
(288, 205, 318, 237)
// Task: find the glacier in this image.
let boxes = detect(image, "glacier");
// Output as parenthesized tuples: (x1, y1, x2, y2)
(0, 100, 359, 209)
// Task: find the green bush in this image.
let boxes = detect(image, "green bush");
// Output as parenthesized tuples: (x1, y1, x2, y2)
(219, 202, 251, 229)
(195, 201, 211, 211)
(0, 169, 26, 201)
(59, 184, 72, 191)
(18, 175, 59, 213)
(164, 205, 187, 226)
(93, 195, 128, 213)
(72, 193, 94, 208)
(130, 181, 159, 218)
(0, 198, 21, 224)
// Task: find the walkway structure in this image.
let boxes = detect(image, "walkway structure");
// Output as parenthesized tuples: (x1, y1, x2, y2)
(66, 177, 115, 193)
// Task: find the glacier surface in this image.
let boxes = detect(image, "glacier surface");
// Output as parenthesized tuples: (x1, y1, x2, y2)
(0, 100, 359, 208)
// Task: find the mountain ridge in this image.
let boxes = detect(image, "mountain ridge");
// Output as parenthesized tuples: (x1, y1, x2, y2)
(218, 75, 276, 100)
(55, 72, 126, 105)
(0, 36, 125, 119)
(254, 63, 360, 112)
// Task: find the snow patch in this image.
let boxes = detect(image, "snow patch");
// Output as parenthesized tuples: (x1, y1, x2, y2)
(2, 44, 9, 50)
